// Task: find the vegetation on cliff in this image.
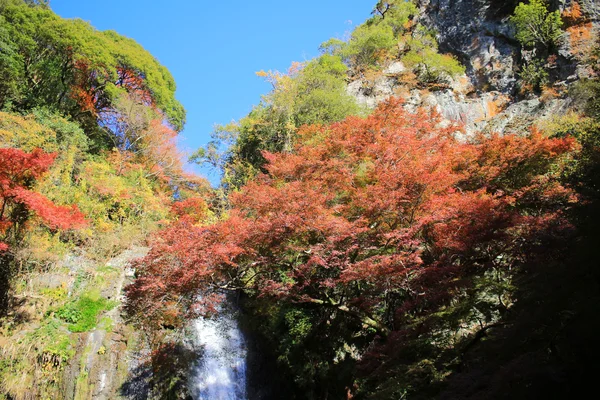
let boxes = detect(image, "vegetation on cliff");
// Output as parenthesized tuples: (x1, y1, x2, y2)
(128, 0, 600, 398)
(1, 0, 599, 398)
(0, 0, 209, 397)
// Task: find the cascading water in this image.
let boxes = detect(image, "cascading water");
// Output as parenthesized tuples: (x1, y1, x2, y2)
(189, 301, 248, 400)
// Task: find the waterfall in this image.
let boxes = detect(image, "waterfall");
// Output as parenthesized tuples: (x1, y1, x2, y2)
(189, 301, 247, 400)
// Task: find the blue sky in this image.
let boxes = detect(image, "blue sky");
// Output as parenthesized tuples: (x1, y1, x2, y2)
(51, 1, 372, 184)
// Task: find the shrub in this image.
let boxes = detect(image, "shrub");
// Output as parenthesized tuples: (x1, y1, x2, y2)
(510, 0, 563, 49)
(371, 0, 418, 36)
(341, 23, 397, 68)
(331, 0, 417, 69)
(56, 292, 116, 332)
(519, 59, 550, 91)
(570, 79, 600, 119)
(401, 26, 466, 85)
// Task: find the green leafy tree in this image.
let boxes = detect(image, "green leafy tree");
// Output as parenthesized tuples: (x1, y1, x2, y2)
(402, 26, 466, 85)
(0, 0, 185, 149)
(191, 55, 361, 190)
(322, 0, 417, 70)
(340, 23, 397, 67)
(371, 0, 417, 35)
(519, 59, 549, 91)
(510, 0, 563, 49)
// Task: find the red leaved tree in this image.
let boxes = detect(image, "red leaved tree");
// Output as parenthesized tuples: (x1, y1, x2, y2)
(1, 147, 86, 308)
(1, 148, 86, 250)
(126, 98, 577, 336)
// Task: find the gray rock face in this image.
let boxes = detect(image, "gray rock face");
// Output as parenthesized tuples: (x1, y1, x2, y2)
(383, 61, 407, 75)
(346, 0, 596, 138)
(347, 76, 396, 109)
(575, 0, 600, 20)
(485, 97, 570, 133)
(416, 0, 520, 94)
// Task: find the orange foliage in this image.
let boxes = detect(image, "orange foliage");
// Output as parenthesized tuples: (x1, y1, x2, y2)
(0, 148, 86, 251)
(127, 98, 577, 331)
(71, 62, 154, 122)
(562, 1, 584, 25)
(116, 67, 153, 106)
(171, 197, 210, 224)
(540, 86, 561, 102)
(70, 60, 110, 116)
(142, 120, 182, 179)
(567, 22, 595, 60)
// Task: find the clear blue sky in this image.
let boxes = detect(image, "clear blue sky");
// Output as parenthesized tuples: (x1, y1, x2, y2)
(50, 1, 372, 184)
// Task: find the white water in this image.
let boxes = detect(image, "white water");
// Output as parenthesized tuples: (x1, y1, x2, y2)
(189, 305, 248, 400)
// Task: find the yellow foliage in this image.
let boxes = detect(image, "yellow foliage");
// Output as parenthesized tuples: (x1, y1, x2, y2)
(0, 112, 58, 151)
(17, 229, 70, 269)
(536, 111, 589, 137)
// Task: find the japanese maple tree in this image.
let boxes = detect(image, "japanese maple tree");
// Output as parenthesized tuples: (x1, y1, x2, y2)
(0, 147, 85, 252)
(127, 98, 577, 333)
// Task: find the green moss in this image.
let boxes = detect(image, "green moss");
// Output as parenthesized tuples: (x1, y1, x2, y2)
(98, 316, 114, 332)
(96, 264, 119, 274)
(56, 292, 117, 332)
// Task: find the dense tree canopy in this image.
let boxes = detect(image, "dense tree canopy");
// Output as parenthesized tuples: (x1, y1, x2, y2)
(0, 148, 85, 252)
(127, 98, 576, 338)
(2, 0, 599, 398)
(0, 0, 185, 150)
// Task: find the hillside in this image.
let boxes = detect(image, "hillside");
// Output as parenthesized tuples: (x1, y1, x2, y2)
(0, 0, 210, 397)
(2, 0, 600, 399)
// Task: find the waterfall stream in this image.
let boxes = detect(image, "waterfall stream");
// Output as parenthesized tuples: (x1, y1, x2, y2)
(189, 302, 248, 400)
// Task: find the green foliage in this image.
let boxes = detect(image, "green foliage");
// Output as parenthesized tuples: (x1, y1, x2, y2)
(192, 54, 361, 190)
(56, 291, 116, 332)
(0, 0, 185, 139)
(241, 299, 362, 398)
(0, 3, 199, 398)
(510, 0, 563, 49)
(340, 23, 397, 67)
(0, 109, 85, 152)
(0, 316, 75, 399)
(324, 0, 417, 70)
(371, 0, 417, 35)
(31, 108, 88, 150)
(288, 56, 361, 126)
(0, 108, 173, 260)
(401, 26, 466, 85)
(519, 59, 550, 91)
(28, 319, 76, 362)
(544, 111, 600, 198)
(570, 78, 600, 120)
(284, 310, 312, 344)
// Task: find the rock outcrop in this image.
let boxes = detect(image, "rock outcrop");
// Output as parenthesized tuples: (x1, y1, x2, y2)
(348, 0, 599, 137)
(417, 0, 521, 94)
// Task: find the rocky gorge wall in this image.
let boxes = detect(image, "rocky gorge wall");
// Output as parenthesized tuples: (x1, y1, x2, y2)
(348, 0, 600, 137)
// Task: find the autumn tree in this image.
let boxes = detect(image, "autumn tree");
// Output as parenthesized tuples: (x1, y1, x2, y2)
(0, 147, 85, 308)
(127, 99, 576, 358)
(0, 0, 185, 150)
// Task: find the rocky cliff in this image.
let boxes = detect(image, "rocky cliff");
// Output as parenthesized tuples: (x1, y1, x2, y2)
(348, 0, 599, 137)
